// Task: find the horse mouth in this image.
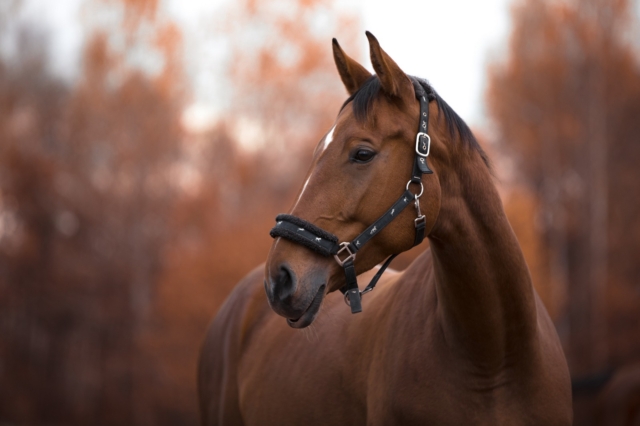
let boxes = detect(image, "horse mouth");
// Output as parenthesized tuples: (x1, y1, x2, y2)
(287, 285, 325, 329)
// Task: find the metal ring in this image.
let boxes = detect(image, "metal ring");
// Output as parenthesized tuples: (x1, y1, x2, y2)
(343, 289, 360, 306)
(344, 288, 369, 306)
(406, 180, 424, 198)
(344, 292, 351, 306)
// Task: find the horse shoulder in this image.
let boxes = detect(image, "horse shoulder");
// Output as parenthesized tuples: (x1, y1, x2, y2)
(198, 264, 270, 426)
(526, 292, 573, 423)
(366, 254, 572, 425)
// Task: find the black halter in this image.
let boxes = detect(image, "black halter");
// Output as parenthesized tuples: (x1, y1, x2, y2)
(270, 78, 433, 314)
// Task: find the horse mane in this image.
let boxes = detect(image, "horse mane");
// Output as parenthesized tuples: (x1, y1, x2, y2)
(340, 76, 491, 169)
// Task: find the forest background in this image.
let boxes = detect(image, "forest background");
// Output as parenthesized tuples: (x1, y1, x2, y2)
(1, 0, 639, 425)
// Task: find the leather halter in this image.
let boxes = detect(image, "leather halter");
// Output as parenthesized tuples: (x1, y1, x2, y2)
(270, 78, 433, 314)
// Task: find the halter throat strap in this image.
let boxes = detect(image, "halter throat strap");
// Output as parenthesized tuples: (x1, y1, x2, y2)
(269, 78, 433, 314)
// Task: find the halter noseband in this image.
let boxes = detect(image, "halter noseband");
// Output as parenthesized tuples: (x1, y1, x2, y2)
(270, 78, 433, 314)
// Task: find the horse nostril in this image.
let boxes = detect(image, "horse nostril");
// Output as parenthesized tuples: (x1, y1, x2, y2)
(274, 264, 297, 303)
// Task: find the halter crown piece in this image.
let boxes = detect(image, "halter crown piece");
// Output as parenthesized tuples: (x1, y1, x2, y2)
(270, 78, 433, 314)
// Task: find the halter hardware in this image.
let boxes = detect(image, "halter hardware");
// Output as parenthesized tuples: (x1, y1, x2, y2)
(406, 180, 424, 198)
(415, 132, 431, 157)
(414, 196, 426, 227)
(270, 78, 433, 315)
(334, 242, 356, 267)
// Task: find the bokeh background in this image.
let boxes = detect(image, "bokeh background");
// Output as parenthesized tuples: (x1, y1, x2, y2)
(1, 0, 639, 424)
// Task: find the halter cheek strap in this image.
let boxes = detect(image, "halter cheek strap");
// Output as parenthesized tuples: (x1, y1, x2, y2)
(270, 78, 433, 314)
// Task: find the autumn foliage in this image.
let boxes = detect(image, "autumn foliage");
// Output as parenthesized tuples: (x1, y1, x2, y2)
(1, 0, 639, 424)
(488, 0, 640, 423)
(0, 0, 360, 424)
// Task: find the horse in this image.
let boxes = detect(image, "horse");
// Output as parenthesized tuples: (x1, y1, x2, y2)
(198, 32, 572, 425)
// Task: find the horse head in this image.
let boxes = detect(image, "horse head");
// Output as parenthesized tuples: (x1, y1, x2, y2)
(265, 32, 446, 328)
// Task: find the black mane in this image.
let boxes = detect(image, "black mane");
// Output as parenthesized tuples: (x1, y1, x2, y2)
(340, 76, 490, 169)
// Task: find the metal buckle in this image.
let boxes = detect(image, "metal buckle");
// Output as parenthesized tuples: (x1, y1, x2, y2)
(415, 132, 431, 157)
(334, 242, 356, 267)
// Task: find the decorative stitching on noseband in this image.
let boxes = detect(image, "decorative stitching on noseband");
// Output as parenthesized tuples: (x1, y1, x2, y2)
(273, 214, 338, 243)
(270, 227, 334, 257)
(270, 214, 340, 257)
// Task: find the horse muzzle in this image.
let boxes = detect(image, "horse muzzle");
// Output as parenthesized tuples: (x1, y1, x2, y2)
(265, 262, 327, 328)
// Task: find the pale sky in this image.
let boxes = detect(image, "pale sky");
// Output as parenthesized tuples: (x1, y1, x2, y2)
(358, 0, 513, 125)
(20, 0, 514, 128)
(169, 0, 513, 128)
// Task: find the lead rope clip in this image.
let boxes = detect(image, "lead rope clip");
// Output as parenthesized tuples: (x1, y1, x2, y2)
(414, 196, 425, 227)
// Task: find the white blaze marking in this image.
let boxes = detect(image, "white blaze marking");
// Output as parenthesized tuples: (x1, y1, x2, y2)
(322, 125, 336, 151)
(292, 175, 311, 211)
(292, 125, 336, 211)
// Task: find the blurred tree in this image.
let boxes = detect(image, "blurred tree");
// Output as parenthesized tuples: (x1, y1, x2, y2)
(0, 0, 366, 424)
(487, 0, 640, 422)
(150, 0, 364, 423)
(0, 0, 184, 424)
(217, 0, 361, 185)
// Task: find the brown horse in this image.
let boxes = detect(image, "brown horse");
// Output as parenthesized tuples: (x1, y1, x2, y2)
(198, 32, 572, 425)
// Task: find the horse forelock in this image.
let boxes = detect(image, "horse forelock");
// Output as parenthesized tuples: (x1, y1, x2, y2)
(339, 76, 491, 170)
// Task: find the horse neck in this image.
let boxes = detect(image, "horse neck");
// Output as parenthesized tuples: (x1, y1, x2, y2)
(427, 148, 538, 368)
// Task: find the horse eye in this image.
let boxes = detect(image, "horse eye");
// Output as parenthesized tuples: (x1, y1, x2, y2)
(353, 149, 376, 163)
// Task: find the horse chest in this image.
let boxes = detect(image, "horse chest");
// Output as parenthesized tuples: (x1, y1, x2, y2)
(238, 294, 456, 425)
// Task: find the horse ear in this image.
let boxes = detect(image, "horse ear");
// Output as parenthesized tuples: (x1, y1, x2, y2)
(332, 38, 372, 95)
(366, 31, 413, 100)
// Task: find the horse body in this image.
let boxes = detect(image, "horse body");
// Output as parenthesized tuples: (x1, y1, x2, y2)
(199, 33, 572, 425)
(200, 255, 569, 425)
